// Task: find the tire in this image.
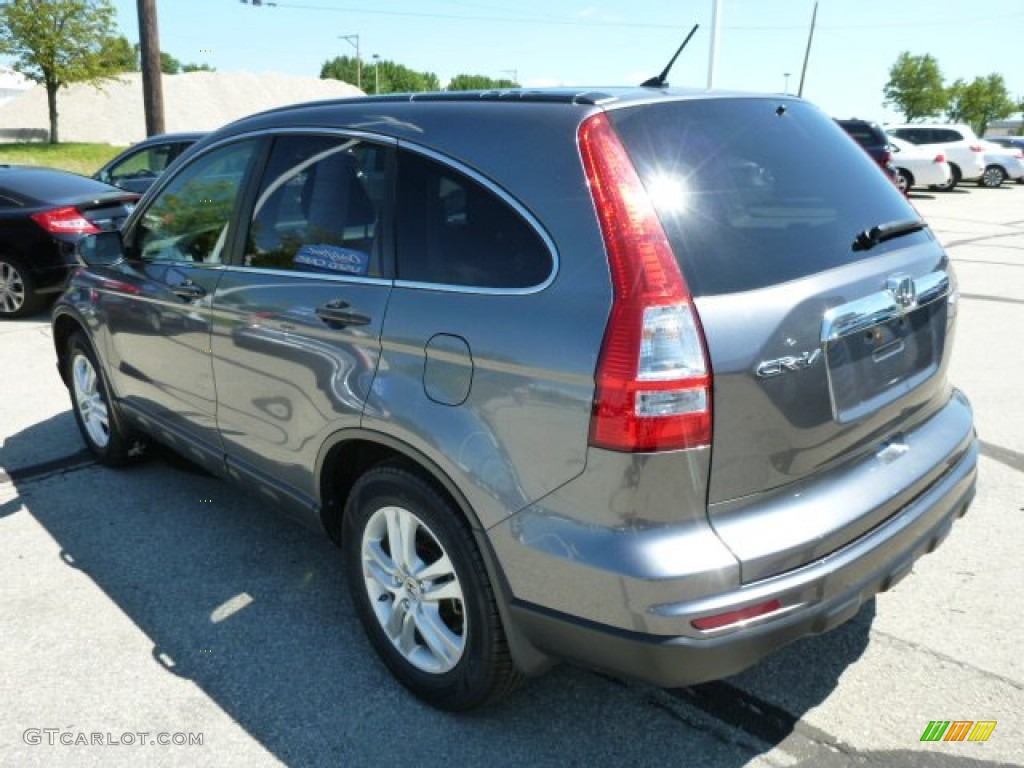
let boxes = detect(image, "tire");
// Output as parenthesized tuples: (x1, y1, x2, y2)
(0, 255, 44, 318)
(343, 464, 521, 711)
(65, 331, 146, 465)
(979, 164, 1006, 188)
(895, 168, 913, 194)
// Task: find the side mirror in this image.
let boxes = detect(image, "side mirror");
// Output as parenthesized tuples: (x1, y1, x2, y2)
(76, 231, 125, 267)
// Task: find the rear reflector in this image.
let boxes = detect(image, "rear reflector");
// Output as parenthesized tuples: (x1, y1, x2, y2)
(31, 206, 100, 235)
(934, 154, 945, 163)
(578, 112, 712, 452)
(691, 599, 784, 631)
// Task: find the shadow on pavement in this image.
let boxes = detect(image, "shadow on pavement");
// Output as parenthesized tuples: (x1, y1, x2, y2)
(4, 413, 990, 767)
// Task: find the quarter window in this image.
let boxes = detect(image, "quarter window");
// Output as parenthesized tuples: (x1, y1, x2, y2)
(244, 135, 387, 277)
(134, 140, 257, 263)
(107, 144, 176, 186)
(395, 150, 551, 289)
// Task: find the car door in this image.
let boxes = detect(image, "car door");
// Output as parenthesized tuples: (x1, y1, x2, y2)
(100, 138, 262, 455)
(211, 133, 393, 506)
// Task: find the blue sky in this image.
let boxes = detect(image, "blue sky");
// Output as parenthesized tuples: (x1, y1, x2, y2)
(16, 1, 1024, 122)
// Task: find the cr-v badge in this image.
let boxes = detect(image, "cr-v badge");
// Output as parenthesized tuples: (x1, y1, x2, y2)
(756, 348, 822, 378)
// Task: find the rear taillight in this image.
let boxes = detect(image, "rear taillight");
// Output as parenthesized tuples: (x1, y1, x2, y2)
(579, 113, 712, 452)
(30, 206, 100, 235)
(934, 153, 946, 163)
(881, 149, 892, 164)
(969, 144, 983, 153)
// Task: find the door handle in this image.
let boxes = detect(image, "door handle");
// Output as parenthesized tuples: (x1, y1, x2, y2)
(171, 282, 206, 301)
(315, 300, 371, 328)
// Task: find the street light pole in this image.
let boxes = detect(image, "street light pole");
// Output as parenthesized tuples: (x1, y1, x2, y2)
(372, 54, 380, 95)
(339, 34, 361, 91)
(783, 72, 791, 94)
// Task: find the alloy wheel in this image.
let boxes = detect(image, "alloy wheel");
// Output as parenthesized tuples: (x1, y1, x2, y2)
(0, 261, 26, 315)
(360, 504, 467, 674)
(72, 353, 111, 448)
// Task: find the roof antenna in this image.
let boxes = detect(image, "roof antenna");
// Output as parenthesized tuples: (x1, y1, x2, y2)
(641, 24, 700, 88)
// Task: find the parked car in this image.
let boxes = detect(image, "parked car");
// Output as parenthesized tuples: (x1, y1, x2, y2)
(0, 166, 137, 318)
(983, 136, 1024, 182)
(93, 132, 204, 194)
(53, 89, 977, 711)
(887, 136, 953, 192)
(835, 118, 898, 184)
(976, 140, 1024, 187)
(886, 123, 986, 190)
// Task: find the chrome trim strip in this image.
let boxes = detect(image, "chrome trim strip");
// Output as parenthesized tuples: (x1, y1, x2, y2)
(821, 269, 950, 344)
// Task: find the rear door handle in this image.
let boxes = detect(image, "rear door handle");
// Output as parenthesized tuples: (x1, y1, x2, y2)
(171, 282, 206, 301)
(315, 300, 371, 328)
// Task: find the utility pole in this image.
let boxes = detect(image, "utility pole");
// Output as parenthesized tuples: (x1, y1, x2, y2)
(707, 0, 721, 89)
(798, 1, 818, 98)
(137, 0, 165, 135)
(339, 34, 361, 91)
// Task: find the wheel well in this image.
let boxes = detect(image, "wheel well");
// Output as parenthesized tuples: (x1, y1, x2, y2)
(897, 167, 914, 185)
(949, 163, 962, 182)
(52, 313, 84, 387)
(319, 438, 463, 544)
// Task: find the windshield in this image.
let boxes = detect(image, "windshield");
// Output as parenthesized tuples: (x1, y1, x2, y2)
(610, 98, 928, 296)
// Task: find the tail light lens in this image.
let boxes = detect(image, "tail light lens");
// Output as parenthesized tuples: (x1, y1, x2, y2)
(579, 112, 712, 452)
(31, 206, 100, 235)
(969, 144, 983, 153)
(934, 153, 946, 163)
(881, 149, 892, 164)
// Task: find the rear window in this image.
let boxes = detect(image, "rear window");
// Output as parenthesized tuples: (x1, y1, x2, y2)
(611, 99, 928, 295)
(838, 120, 884, 147)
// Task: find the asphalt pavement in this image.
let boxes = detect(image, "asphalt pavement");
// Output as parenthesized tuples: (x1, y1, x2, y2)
(1, 183, 1022, 768)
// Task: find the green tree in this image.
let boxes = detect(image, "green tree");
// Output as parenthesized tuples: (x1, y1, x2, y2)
(0, 0, 119, 143)
(160, 51, 181, 75)
(447, 74, 519, 91)
(883, 52, 946, 122)
(321, 55, 439, 94)
(182, 62, 215, 73)
(99, 34, 137, 73)
(946, 74, 1017, 136)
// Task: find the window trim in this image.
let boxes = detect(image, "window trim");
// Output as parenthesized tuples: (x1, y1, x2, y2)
(222, 128, 398, 282)
(121, 136, 266, 266)
(392, 141, 559, 296)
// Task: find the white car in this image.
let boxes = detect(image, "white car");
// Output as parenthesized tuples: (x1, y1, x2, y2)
(887, 136, 952, 193)
(886, 123, 987, 190)
(977, 140, 1024, 187)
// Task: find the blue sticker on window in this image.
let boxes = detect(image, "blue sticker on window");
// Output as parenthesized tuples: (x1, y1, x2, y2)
(294, 244, 369, 276)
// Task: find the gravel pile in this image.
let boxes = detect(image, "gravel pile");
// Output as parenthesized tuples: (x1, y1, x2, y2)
(0, 70, 362, 144)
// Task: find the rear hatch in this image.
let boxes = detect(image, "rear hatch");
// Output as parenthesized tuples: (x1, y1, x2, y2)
(610, 97, 958, 580)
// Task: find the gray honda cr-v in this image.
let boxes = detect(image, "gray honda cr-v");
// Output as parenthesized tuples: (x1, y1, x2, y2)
(52, 88, 977, 711)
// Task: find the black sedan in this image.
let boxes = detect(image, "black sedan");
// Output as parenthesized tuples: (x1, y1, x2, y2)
(0, 166, 138, 318)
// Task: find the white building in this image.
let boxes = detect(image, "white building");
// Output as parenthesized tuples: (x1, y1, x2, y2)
(0, 67, 33, 107)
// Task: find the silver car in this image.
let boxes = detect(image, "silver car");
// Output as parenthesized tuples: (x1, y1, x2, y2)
(52, 89, 978, 711)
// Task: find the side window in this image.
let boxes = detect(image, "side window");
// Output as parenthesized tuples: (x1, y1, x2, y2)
(395, 150, 552, 289)
(134, 140, 257, 264)
(939, 129, 964, 143)
(109, 145, 175, 185)
(244, 135, 387, 277)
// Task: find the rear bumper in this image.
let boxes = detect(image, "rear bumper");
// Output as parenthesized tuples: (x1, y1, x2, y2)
(492, 391, 977, 687)
(509, 434, 975, 686)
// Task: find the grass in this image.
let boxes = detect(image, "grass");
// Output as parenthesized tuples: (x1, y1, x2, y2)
(0, 142, 123, 176)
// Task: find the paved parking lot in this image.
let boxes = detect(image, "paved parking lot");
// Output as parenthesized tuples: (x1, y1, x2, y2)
(1, 184, 1022, 768)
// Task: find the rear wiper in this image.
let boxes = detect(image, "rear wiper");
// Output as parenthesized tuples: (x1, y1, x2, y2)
(851, 218, 928, 252)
